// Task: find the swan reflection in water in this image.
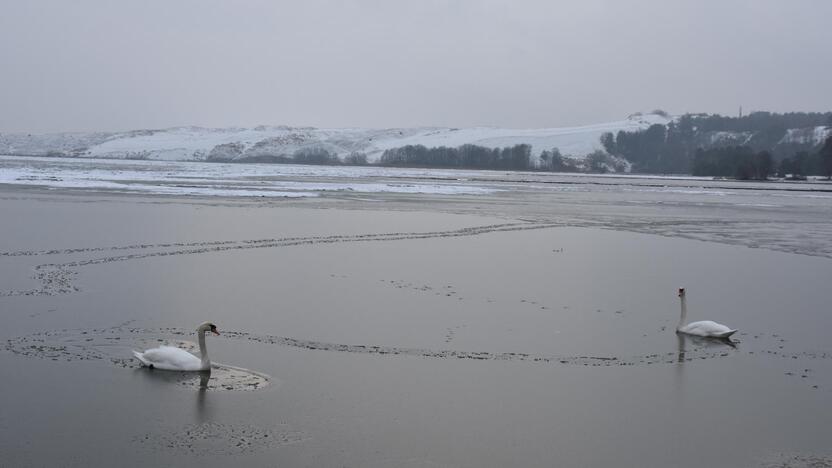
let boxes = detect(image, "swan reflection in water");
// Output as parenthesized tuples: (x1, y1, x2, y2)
(676, 332, 738, 364)
(196, 372, 210, 422)
(134, 365, 212, 388)
(134, 366, 214, 420)
(674, 331, 739, 404)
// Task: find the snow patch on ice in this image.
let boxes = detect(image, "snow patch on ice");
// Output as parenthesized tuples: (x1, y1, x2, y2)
(0, 156, 499, 197)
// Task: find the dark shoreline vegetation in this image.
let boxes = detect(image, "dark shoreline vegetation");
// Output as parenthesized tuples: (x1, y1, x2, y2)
(205, 142, 609, 173)
(600, 111, 832, 180)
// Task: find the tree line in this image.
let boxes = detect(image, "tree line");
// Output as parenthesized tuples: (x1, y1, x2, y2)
(686, 111, 832, 134)
(779, 136, 832, 179)
(207, 144, 369, 166)
(691, 146, 773, 180)
(378, 144, 534, 170)
(601, 111, 832, 178)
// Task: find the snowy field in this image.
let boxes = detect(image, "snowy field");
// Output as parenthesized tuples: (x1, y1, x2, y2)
(0, 114, 673, 161)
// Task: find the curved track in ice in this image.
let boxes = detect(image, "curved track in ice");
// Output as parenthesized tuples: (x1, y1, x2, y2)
(0, 222, 560, 297)
(7, 325, 828, 373)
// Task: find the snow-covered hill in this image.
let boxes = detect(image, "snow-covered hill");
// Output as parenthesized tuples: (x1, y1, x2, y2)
(0, 114, 672, 163)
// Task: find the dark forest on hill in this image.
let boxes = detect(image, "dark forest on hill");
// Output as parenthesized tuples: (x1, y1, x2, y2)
(600, 112, 832, 178)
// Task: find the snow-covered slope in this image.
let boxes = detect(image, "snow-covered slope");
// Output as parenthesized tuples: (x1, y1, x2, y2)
(0, 114, 672, 162)
(778, 126, 832, 145)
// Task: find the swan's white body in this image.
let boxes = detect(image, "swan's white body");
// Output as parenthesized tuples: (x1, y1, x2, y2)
(676, 289, 736, 338)
(133, 322, 219, 371)
(677, 320, 736, 338)
(133, 345, 208, 371)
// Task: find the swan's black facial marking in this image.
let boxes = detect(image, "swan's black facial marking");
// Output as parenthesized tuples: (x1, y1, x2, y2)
(209, 324, 220, 336)
(678, 288, 685, 297)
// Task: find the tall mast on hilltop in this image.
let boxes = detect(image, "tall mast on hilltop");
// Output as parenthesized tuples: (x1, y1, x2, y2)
(739, 105, 743, 118)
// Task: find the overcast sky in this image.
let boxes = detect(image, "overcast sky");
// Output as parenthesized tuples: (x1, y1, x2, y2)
(1, 0, 830, 133)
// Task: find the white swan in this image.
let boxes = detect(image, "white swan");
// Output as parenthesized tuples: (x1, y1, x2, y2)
(676, 288, 737, 338)
(133, 322, 220, 371)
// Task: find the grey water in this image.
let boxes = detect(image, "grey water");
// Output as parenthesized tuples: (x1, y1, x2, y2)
(1, 159, 831, 467)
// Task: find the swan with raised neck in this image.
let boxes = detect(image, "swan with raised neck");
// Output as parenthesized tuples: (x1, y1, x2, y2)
(675, 288, 737, 339)
(133, 322, 220, 371)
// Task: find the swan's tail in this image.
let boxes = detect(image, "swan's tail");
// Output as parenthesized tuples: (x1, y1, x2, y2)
(715, 329, 738, 339)
(132, 350, 150, 367)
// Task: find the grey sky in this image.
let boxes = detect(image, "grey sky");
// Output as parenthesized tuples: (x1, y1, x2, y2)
(1, 0, 830, 133)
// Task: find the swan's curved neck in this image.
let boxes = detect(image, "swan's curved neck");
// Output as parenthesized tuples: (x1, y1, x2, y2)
(677, 296, 687, 330)
(198, 331, 209, 367)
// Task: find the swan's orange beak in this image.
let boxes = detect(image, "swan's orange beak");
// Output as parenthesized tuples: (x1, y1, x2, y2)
(212, 330, 220, 336)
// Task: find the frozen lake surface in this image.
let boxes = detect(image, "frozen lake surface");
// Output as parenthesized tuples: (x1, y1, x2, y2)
(1, 156, 831, 467)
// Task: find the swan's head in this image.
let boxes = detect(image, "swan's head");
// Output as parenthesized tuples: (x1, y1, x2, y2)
(678, 288, 686, 298)
(197, 322, 220, 336)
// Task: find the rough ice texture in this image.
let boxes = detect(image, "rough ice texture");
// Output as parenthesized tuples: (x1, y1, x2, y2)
(0, 156, 500, 197)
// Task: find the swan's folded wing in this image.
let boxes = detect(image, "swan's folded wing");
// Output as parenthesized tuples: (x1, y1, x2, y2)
(681, 320, 735, 337)
(138, 346, 202, 371)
